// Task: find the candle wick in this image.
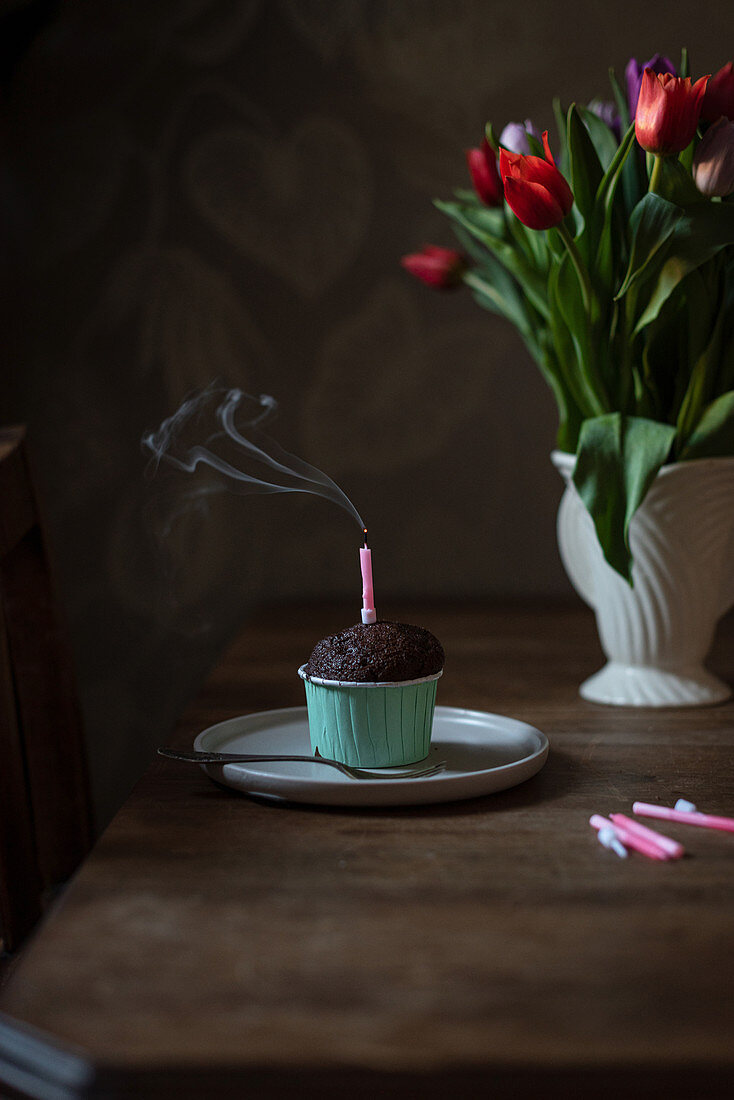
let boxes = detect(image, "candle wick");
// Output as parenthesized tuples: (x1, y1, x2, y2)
(363, 527, 368, 548)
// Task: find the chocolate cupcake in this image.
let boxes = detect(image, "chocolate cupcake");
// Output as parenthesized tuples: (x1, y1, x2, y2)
(298, 621, 443, 767)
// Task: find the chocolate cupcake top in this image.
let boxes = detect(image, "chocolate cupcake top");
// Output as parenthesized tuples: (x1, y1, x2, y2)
(304, 621, 444, 683)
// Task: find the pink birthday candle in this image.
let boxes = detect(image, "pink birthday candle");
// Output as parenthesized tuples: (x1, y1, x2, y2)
(360, 531, 377, 624)
(609, 813, 684, 860)
(589, 815, 669, 860)
(633, 801, 734, 834)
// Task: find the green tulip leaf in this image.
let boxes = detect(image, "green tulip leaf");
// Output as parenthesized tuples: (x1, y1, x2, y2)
(436, 199, 550, 319)
(449, 201, 506, 238)
(679, 47, 690, 79)
(462, 260, 534, 340)
(607, 70, 647, 209)
(446, 217, 499, 268)
(591, 123, 637, 293)
(567, 104, 604, 237)
(547, 254, 606, 418)
(552, 97, 569, 174)
(484, 121, 501, 153)
(535, 330, 583, 452)
(578, 105, 619, 172)
(679, 137, 696, 174)
(573, 414, 676, 582)
(524, 130, 545, 157)
(595, 123, 637, 211)
(608, 67, 631, 131)
(679, 390, 734, 460)
(673, 272, 726, 447)
(616, 193, 682, 298)
(633, 203, 734, 333)
(452, 187, 484, 204)
(552, 252, 587, 346)
(505, 209, 550, 270)
(652, 155, 702, 205)
(639, 288, 690, 421)
(719, 326, 734, 395)
(462, 257, 581, 453)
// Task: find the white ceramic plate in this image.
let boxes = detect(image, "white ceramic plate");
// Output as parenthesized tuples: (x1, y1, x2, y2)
(193, 705, 549, 806)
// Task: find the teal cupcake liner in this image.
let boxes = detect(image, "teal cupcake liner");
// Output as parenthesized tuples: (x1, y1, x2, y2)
(298, 665, 442, 767)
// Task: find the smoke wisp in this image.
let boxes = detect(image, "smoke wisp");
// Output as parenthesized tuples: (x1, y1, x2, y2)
(142, 386, 365, 529)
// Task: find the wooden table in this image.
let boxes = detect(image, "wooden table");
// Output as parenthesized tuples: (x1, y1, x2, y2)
(2, 601, 734, 1098)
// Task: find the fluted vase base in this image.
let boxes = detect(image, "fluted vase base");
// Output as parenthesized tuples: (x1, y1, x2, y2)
(580, 662, 732, 708)
(552, 450, 734, 708)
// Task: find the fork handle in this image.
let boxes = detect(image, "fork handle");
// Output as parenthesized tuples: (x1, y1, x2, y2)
(157, 748, 351, 775)
(157, 748, 444, 780)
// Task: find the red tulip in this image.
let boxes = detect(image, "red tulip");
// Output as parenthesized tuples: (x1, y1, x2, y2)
(466, 138, 503, 206)
(401, 245, 468, 289)
(701, 62, 734, 123)
(635, 69, 709, 155)
(499, 131, 573, 230)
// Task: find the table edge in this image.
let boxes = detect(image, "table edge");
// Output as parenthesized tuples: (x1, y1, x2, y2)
(2, 1010, 734, 1100)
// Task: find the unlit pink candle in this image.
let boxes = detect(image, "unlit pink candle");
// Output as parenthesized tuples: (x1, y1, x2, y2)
(589, 814, 669, 861)
(609, 813, 685, 860)
(633, 801, 734, 834)
(360, 532, 376, 624)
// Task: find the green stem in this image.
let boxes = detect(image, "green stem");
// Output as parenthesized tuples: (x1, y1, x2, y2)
(556, 221, 592, 314)
(463, 269, 498, 300)
(648, 154, 665, 196)
(555, 221, 610, 414)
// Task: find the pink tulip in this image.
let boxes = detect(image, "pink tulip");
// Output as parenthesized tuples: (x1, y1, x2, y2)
(693, 116, 734, 196)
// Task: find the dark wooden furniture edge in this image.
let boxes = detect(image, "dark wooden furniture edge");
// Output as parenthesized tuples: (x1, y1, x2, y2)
(0, 424, 94, 952)
(1, 1011, 733, 1100)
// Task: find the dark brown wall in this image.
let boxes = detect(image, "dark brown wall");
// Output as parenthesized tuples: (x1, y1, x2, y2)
(2, 0, 732, 825)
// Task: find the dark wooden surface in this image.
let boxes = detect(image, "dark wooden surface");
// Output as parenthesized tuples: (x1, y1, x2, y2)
(1, 600, 734, 1098)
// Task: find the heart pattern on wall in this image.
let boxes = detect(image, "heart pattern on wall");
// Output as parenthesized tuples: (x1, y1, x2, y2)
(184, 114, 372, 298)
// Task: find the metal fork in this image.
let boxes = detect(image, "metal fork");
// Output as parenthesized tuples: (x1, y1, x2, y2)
(157, 747, 446, 780)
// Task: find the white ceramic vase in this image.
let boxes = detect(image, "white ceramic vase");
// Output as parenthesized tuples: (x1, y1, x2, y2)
(552, 450, 734, 707)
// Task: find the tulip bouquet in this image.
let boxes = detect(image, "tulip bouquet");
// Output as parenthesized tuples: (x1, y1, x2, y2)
(403, 51, 734, 581)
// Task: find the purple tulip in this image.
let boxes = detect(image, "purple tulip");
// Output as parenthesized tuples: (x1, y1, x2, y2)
(499, 120, 541, 155)
(626, 53, 677, 118)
